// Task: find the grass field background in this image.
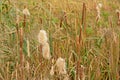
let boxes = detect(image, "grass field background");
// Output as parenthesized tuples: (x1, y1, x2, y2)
(0, 0, 120, 80)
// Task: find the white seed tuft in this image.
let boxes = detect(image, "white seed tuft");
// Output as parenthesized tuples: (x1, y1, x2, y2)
(116, 9, 120, 13)
(96, 3, 102, 22)
(23, 8, 30, 16)
(38, 30, 48, 45)
(98, 3, 102, 8)
(42, 42, 51, 60)
(56, 57, 67, 74)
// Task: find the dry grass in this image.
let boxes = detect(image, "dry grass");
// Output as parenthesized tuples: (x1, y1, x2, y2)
(0, 0, 120, 80)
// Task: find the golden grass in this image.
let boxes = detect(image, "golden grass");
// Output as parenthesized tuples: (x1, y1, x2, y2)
(0, 0, 120, 80)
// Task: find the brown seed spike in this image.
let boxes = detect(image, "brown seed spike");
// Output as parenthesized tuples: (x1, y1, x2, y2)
(81, 3, 86, 34)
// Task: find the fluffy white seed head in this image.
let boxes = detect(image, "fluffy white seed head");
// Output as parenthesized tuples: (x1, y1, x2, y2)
(96, 3, 102, 22)
(56, 57, 67, 74)
(38, 30, 48, 45)
(42, 42, 51, 60)
(23, 8, 30, 16)
(116, 9, 119, 13)
(98, 3, 102, 8)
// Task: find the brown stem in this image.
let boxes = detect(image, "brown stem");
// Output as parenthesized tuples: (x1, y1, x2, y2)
(23, 14, 26, 27)
(19, 28, 23, 80)
(76, 61, 80, 80)
(117, 12, 120, 25)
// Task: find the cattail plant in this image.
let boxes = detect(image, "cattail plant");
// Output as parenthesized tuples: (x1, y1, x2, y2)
(116, 9, 120, 25)
(38, 30, 51, 60)
(17, 7, 30, 80)
(22, 6, 30, 27)
(76, 3, 86, 80)
(96, 3, 102, 22)
(56, 57, 67, 75)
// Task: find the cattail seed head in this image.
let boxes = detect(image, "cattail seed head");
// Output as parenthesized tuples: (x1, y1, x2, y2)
(23, 7, 30, 16)
(42, 42, 51, 60)
(38, 30, 48, 45)
(116, 9, 119, 12)
(56, 57, 67, 75)
(98, 3, 102, 8)
(96, 3, 102, 22)
(116, 9, 120, 25)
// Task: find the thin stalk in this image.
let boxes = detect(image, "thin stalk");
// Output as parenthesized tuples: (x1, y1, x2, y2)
(19, 27, 23, 80)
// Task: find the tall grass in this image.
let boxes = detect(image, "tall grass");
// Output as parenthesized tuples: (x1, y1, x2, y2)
(0, 0, 120, 80)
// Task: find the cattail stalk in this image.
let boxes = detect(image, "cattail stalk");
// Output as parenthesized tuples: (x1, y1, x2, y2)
(26, 39, 30, 78)
(16, 15, 19, 35)
(116, 10, 120, 25)
(20, 28, 23, 66)
(15, 16, 19, 80)
(19, 28, 23, 80)
(23, 14, 26, 28)
(23, 6, 26, 28)
(76, 60, 80, 80)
